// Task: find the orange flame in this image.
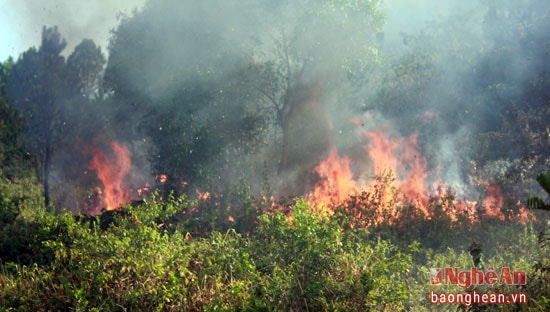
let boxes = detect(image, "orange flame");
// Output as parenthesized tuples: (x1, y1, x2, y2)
(196, 190, 211, 201)
(306, 125, 534, 226)
(482, 184, 504, 220)
(515, 204, 532, 224)
(308, 150, 355, 215)
(156, 173, 168, 183)
(88, 141, 132, 212)
(364, 131, 430, 216)
(307, 129, 432, 223)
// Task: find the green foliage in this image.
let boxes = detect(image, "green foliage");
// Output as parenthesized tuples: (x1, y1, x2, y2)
(536, 168, 550, 190)
(0, 57, 14, 97)
(0, 59, 30, 178)
(0, 196, 412, 310)
(5, 26, 107, 209)
(528, 172, 550, 211)
(0, 176, 45, 264)
(1, 186, 549, 311)
(66, 39, 106, 98)
(6, 26, 70, 165)
(524, 171, 550, 310)
(0, 95, 27, 175)
(167, 178, 267, 236)
(252, 200, 412, 310)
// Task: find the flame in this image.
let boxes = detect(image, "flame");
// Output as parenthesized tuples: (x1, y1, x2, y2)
(308, 150, 355, 215)
(364, 131, 430, 216)
(196, 190, 211, 201)
(515, 204, 532, 224)
(482, 184, 504, 220)
(156, 173, 168, 183)
(306, 125, 535, 226)
(135, 184, 150, 197)
(87, 141, 132, 212)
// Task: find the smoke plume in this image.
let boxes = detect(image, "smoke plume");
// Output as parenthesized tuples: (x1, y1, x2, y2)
(3, 0, 549, 213)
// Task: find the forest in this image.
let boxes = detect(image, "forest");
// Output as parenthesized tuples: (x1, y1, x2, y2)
(0, 0, 549, 310)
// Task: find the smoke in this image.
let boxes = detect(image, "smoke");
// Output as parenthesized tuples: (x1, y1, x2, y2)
(370, 0, 549, 197)
(4, 0, 548, 211)
(0, 0, 147, 60)
(382, 0, 479, 53)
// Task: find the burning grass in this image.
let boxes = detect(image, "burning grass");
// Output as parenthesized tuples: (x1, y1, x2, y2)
(306, 127, 535, 228)
(76, 127, 535, 235)
(0, 184, 547, 311)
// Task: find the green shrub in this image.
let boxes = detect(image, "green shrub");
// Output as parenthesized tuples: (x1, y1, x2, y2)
(251, 200, 413, 311)
(1, 187, 547, 311)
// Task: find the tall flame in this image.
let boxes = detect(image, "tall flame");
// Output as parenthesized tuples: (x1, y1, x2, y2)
(88, 141, 132, 212)
(482, 184, 504, 219)
(309, 150, 355, 215)
(307, 125, 534, 225)
(364, 131, 430, 216)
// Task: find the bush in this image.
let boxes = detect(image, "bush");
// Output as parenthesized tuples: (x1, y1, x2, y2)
(251, 200, 413, 311)
(1, 189, 548, 311)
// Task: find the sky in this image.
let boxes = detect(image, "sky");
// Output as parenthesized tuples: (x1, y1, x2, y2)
(0, 0, 147, 61)
(0, 0, 470, 62)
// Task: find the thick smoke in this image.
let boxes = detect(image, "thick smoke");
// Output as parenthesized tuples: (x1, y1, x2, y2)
(4, 0, 549, 211)
(374, 0, 549, 197)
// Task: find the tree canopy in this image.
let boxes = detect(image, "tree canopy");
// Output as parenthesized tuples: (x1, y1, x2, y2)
(5, 26, 106, 208)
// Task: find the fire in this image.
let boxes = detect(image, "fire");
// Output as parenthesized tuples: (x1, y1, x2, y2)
(307, 129, 431, 223)
(364, 131, 430, 216)
(306, 125, 535, 226)
(482, 184, 504, 220)
(156, 173, 168, 183)
(196, 190, 211, 201)
(87, 141, 132, 213)
(308, 150, 355, 215)
(515, 205, 532, 224)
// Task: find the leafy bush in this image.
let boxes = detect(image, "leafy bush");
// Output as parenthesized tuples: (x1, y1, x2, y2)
(1, 186, 548, 311)
(251, 200, 413, 311)
(0, 176, 49, 265)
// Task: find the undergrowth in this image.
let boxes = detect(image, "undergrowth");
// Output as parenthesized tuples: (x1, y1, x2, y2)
(0, 176, 548, 311)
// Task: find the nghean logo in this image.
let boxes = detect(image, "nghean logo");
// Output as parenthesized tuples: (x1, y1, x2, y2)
(430, 267, 526, 288)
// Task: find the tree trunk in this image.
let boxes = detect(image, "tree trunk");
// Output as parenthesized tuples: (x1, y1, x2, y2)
(43, 132, 52, 210)
(43, 158, 51, 209)
(276, 81, 332, 195)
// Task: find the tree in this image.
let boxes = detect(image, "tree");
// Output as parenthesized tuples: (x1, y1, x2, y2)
(0, 57, 14, 98)
(103, 0, 386, 196)
(67, 39, 106, 99)
(104, 0, 270, 194)
(0, 96, 25, 175)
(6, 26, 106, 209)
(0, 59, 25, 174)
(6, 26, 70, 208)
(254, 0, 385, 193)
